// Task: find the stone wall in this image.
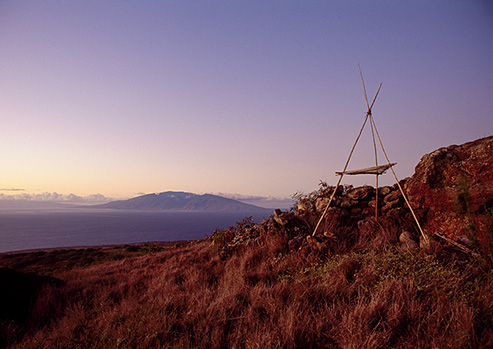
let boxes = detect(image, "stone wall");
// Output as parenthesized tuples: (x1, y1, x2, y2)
(221, 136, 493, 254)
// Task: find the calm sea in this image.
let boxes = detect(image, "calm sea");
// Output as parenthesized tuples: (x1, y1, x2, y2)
(0, 209, 272, 253)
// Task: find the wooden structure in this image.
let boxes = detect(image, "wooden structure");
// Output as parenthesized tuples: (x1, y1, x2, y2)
(312, 67, 428, 244)
(336, 163, 396, 176)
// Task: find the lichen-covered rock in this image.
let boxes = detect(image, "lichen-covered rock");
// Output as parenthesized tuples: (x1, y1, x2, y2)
(381, 199, 401, 214)
(347, 186, 374, 201)
(340, 197, 359, 208)
(405, 136, 493, 240)
(378, 186, 392, 196)
(384, 189, 402, 203)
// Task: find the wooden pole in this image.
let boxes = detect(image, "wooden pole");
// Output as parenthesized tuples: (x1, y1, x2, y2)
(359, 68, 382, 221)
(369, 116, 429, 243)
(434, 232, 479, 257)
(314, 69, 384, 235)
(369, 83, 382, 111)
(312, 175, 343, 236)
(359, 64, 370, 110)
(370, 114, 379, 220)
(312, 113, 370, 236)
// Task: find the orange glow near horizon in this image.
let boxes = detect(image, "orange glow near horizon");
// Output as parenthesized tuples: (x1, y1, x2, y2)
(0, 1, 491, 200)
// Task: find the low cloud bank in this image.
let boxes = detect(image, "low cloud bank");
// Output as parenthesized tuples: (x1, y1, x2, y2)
(214, 193, 295, 210)
(0, 191, 295, 209)
(0, 192, 112, 204)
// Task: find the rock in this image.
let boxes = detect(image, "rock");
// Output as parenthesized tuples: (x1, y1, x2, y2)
(288, 235, 305, 250)
(293, 137, 492, 251)
(358, 200, 369, 209)
(381, 199, 401, 213)
(297, 199, 313, 213)
(458, 235, 472, 247)
(350, 207, 362, 215)
(386, 207, 406, 219)
(332, 197, 342, 207)
(324, 230, 336, 239)
(273, 209, 288, 227)
(406, 136, 493, 240)
(273, 211, 293, 226)
(320, 185, 344, 197)
(394, 178, 408, 191)
(340, 197, 358, 208)
(400, 240, 419, 253)
(315, 197, 330, 213)
(378, 186, 392, 196)
(384, 189, 402, 203)
(306, 235, 325, 251)
(319, 207, 345, 236)
(368, 199, 383, 209)
(419, 236, 434, 254)
(347, 186, 374, 201)
(399, 230, 414, 243)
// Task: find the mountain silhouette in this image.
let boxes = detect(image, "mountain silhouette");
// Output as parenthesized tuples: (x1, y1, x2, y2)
(94, 191, 270, 212)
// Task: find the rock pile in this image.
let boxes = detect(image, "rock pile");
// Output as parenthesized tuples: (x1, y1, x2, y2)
(217, 136, 493, 256)
(296, 183, 411, 238)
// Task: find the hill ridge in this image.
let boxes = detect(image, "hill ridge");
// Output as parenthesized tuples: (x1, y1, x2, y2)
(94, 191, 270, 212)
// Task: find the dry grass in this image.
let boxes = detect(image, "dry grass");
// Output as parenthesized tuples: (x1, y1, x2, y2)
(1, 222, 492, 348)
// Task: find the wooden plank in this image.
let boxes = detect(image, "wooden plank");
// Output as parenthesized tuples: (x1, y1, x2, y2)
(336, 163, 396, 176)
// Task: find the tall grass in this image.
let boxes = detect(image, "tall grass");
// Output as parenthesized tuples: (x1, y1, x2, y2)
(2, 222, 492, 348)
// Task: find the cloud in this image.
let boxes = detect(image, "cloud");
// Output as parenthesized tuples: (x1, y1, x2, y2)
(0, 192, 112, 204)
(212, 192, 295, 209)
(0, 188, 25, 191)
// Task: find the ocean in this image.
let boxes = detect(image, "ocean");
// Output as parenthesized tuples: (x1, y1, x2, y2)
(0, 208, 272, 253)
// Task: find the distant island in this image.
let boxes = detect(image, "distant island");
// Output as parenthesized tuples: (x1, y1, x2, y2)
(93, 191, 271, 212)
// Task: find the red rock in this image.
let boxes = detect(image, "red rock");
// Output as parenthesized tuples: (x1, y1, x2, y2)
(384, 189, 402, 203)
(297, 199, 313, 213)
(399, 231, 414, 243)
(381, 199, 400, 213)
(378, 186, 392, 196)
(350, 207, 362, 215)
(405, 136, 493, 240)
(347, 186, 374, 200)
(315, 197, 330, 213)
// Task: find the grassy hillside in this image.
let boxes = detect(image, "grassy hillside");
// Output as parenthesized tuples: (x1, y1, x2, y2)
(1, 205, 492, 348)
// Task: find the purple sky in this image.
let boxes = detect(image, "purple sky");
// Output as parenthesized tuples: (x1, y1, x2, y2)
(1, 1, 492, 200)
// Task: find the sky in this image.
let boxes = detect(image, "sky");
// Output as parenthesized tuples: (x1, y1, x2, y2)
(0, 0, 492, 202)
